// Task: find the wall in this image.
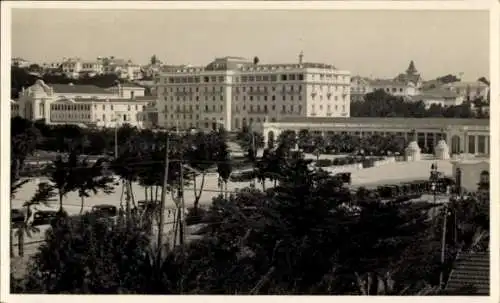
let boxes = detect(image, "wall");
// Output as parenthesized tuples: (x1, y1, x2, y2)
(452, 160, 489, 192)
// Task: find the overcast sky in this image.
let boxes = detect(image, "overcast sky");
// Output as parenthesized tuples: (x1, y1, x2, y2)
(11, 9, 489, 80)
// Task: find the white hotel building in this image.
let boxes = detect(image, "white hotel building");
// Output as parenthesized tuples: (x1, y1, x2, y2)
(156, 55, 351, 131)
(13, 80, 157, 128)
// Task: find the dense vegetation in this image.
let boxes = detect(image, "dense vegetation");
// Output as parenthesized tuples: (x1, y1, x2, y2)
(351, 89, 489, 119)
(10, 117, 489, 295)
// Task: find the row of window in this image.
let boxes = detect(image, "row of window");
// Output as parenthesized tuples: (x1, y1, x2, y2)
(161, 84, 348, 94)
(163, 93, 348, 103)
(50, 103, 147, 111)
(162, 103, 347, 117)
(163, 74, 350, 84)
(51, 113, 91, 120)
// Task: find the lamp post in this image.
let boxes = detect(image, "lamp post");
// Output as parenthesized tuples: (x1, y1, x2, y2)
(430, 162, 439, 217)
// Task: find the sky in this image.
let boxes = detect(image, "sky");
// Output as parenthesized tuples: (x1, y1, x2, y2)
(11, 9, 489, 81)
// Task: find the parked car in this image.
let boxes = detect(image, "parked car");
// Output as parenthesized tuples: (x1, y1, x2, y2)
(334, 172, 352, 185)
(91, 204, 118, 218)
(11, 209, 25, 225)
(32, 210, 58, 226)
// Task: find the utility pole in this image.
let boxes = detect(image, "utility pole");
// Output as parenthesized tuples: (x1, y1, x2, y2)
(157, 132, 170, 263)
(439, 203, 449, 289)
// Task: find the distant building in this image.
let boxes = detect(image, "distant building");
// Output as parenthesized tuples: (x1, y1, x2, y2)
(368, 61, 423, 97)
(12, 57, 30, 68)
(15, 79, 154, 128)
(350, 76, 371, 102)
(156, 53, 351, 131)
(409, 88, 464, 108)
(441, 81, 489, 101)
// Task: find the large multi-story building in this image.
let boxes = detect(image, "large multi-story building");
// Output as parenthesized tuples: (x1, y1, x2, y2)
(156, 54, 351, 131)
(13, 79, 155, 128)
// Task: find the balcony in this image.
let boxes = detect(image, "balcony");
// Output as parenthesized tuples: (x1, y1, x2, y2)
(247, 90, 268, 96)
(174, 109, 194, 114)
(248, 110, 268, 114)
(173, 91, 194, 97)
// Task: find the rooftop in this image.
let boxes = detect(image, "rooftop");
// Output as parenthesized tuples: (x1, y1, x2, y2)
(369, 79, 413, 87)
(442, 81, 489, 88)
(51, 83, 114, 95)
(410, 88, 459, 100)
(274, 116, 489, 127)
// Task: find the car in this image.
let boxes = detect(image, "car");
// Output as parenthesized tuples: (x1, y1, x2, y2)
(32, 210, 58, 226)
(11, 209, 25, 225)
(91, 204, 118, 218)
(334, 172, 351, 185)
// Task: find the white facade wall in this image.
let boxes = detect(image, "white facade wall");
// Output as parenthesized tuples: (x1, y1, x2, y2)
(17, 80, 151, 128)
(156, 61, 351, 131)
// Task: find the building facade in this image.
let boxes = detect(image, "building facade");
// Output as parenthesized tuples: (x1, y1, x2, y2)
(15, 79, 155, 128)
(156, 55, 351, 131)
(350, 76, 371, 102)
(263, 117, 489, 156)
(409, 88, 465, 108)
(441, 81, 489, 101)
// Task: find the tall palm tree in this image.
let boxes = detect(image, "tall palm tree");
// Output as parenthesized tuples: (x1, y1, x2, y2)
(215, 129, 232, 199)
(76, 158, 115, 214)
(14, 182, 55, 257)
(49, 151, 79, 213)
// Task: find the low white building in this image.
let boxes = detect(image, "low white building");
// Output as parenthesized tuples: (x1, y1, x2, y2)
(15, 79, 154, 128)
(368, 79, 419, 97)
(441, 81, 489, 101)
(409, 88, 465, 108)
(49, 97, 153, 128)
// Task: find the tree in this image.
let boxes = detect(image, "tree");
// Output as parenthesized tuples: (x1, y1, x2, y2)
(14, 182, 56, 257)
(48, 152, 79, 213)
(11, 117, 40, 179)
(185, 131, 218, 214)
(75, 158, 115, 214)
(20, 213, 157, 294)
(312, 134, 326, 161)
(215, 128, 232, 199)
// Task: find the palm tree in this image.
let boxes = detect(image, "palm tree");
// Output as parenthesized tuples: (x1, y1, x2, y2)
(186, 131, 218, 214)
(14, 182, 55, 257)
(312, 134, 326, 161)
(48, 151, 79, 213)
(75, 158, 115, 214)
(10, 162, 29, 257)
(215, 129, 232, 199)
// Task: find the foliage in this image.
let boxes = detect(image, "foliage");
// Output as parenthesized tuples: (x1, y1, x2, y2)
(351, 89, 482, 119)
(18, 214, 157, 294)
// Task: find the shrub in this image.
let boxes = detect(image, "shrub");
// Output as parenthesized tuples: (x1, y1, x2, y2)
(185, 207, 208, 226)
(18, 213, 157, 294)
